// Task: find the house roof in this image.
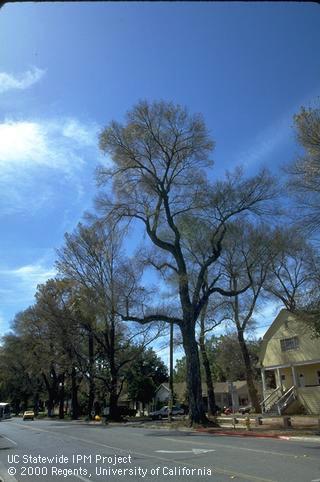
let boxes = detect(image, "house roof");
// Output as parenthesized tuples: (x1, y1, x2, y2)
(157, 380, 253, 399)
(258, 309, 304, 366)
(259, 309, 320, 369)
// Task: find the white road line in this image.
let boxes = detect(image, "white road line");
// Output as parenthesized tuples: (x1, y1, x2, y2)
(2, 436, 17, 446)
(156, 448, 216, 454)
(161, 436, 316, 460)
(8, 422, 278, 482)
(74, 475, 92, 482)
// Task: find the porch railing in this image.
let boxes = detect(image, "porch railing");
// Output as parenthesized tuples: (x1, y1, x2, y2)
(260, 387, 283, 413)
(260, 386, 297, 414)
(275, 386, 297, 415)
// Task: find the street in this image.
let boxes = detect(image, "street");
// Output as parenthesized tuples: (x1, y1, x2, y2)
(0, 419, 319, 482)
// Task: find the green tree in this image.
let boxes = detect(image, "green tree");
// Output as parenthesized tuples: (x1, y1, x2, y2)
(0, 333, 42, 413)
(57, 221, 163, 420)
(174, 335, 261, 385)
(126, 348, 168, 410)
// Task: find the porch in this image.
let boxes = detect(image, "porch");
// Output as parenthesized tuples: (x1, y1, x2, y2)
(261, 360, 320, 415)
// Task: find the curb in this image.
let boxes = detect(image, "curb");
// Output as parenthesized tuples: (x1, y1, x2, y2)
(196, 428, 286, 439)
(196, 428, 320, 441)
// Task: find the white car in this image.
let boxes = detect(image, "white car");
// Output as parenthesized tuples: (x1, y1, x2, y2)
(150, 406, 184, 420)
(23, 410, 35, 421)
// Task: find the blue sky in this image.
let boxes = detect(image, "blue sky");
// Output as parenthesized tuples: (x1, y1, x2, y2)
(0, 2, 320, 352)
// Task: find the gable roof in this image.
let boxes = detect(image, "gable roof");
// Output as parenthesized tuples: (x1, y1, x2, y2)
(156, 380, 254, 399)
(258, 309, 289, 365)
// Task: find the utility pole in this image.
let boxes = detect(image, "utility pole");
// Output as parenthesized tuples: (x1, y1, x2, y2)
(168, 322, 174, 422)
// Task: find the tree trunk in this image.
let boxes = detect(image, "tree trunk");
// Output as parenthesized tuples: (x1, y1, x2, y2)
(237, 329, 260, 413)
(168, 321, 174, 422)
(88, 330, 95, 419)
(108, 312, 120, 421)
(199, 301, 217, 417)
(71, 365, 79, 420)
(42, 372, 56, 417)
(109, 382, 119, 421)
(199, 338, 217, 416)
(33, 392, 40, 415)
(58, 377, 65, 420)
(180, 320, 208, 425)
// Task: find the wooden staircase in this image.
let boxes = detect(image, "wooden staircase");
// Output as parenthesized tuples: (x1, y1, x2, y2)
(261, 386, 297, 415)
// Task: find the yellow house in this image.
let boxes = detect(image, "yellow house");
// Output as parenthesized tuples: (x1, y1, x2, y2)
(259, 309, 320, 415)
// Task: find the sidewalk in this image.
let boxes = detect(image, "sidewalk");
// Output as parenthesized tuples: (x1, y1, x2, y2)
(195, 426, 320, 441)
(123, 416, 320, 442)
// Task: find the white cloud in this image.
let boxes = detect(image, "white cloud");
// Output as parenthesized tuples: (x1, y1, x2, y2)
(238, 116, 292, 168)
(0, 117, 100, 215)
(0, 262, 57, 332)
(10, 264, 56, 280)
(0, 121, 50, 167)
(0, 118, 98, 172)
(0, 263, 56, 303)
(0, 67, 45, 94)
(62, 119, 97, 147)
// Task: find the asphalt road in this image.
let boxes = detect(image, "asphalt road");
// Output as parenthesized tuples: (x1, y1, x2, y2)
(0, 418, 319, 482)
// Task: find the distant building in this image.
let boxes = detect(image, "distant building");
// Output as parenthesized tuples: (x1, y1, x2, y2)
(154, 380, 261, 411)
(259, 309, 320, 415)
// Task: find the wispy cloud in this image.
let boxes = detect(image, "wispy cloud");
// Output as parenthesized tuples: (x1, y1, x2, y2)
(0, 311, 5, 328)
(0, 67, 45, 94)
(0, 261, 57, 332)
(0, 117, 100, 215)
(237, 87, 320, 170)
(238, 116, 292, 168)
(0, 118, 98, 171)
(0, 262, 56, 305)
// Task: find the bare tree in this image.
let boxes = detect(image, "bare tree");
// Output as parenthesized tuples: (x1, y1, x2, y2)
(11, 305, 69, 418)
(34, 279, 96, 420)
(265, 228, 317, 312)
(218, 222, 275, 412)
(96, 100, 276, 424)
(56, 221, 162, 420)
(286, 105, 320, 235)
(198, 297, 226, 416)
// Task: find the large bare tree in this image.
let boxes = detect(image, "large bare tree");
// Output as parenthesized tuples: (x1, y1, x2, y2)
(96, 100, 276, 424)
(56, 221, 161, 420)
(265, 228, 317, 312)
(286, 105, 320, 235)
(219, 222, 275, 412)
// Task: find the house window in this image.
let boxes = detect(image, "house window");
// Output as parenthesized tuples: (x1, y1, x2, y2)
(281, 374, 286, 381)
(317, 371, 320, 385)
(280, 336, 299, 352)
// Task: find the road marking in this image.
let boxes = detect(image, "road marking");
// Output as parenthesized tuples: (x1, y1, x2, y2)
(161, 436, 318, 461)
(2, 436, 17, 446)
(311, 479, 320, 482)
(74, 475, 92, 482)
(9, 421, 278, 482)
(156, 448, 216, 454)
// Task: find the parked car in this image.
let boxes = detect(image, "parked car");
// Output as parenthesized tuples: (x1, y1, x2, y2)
(238, 405, 252, 414)
(23, 410, 35, 421)
(150, 405, 184, 420)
